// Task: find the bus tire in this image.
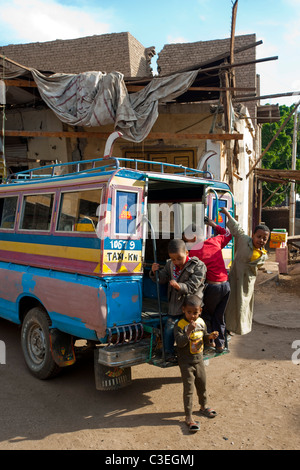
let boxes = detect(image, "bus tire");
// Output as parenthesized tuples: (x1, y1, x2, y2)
(21, 307, 61, 380)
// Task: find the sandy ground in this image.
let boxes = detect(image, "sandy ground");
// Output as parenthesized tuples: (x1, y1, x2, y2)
(0, 259, 300, 451)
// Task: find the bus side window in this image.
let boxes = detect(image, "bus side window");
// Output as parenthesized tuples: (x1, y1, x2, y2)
(0, 196, 18, 229)
(57, 188, 102, 233)
(20, 194, 54, 231)
(115, 190, 138, 236)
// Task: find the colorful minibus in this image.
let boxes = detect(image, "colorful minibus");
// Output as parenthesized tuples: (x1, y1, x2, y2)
(0, 134, 234, 390)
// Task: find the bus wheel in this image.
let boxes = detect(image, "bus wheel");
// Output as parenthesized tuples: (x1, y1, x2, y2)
(21, 307, 61, 380)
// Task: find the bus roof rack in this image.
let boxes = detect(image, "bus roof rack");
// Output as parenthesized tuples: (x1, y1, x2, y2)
(5, 156, 213, 183)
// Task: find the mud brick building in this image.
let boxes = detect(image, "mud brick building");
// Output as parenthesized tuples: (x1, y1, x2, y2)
(0, 31, 278, 231)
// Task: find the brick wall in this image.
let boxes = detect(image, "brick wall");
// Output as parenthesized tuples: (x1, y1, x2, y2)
(262, 207, 289, 232)
(157, 34, 257, 118)
(127, 33, 155, 76)
(0, 32, 152, 77)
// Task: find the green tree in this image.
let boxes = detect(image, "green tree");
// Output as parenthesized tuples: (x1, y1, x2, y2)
(261, 104, 300, 206)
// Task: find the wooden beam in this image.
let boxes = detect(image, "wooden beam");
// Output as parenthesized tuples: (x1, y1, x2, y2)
(1, 130, 112, 139)
(197, 55, 278, 75)
(145, 132, 243, 141)
(188, 86, 256, 92)
(0, 129, 243, 141)
(222, 70, 231, 133)
(288, 235, 300, 242)
(158, 40, 264, 77)
(256, 175, 288, 184)
(262, 184, 285, 207)
(4, 79, 37, 88)
(127, 85, 256, 92)
(234, 91, 300, 102)
(167, 55, 277, 79)
(255, 168, 300, 182)
(4, 79, 255, 94)
(0, 54, 32, 72)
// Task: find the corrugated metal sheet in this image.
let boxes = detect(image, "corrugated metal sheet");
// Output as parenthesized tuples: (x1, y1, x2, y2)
(4, 138, 28, 165)
(5, 143, 27, 159)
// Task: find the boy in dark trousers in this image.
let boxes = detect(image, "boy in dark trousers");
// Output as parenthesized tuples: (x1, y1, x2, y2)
(150, 239, 206, 362)
(174, 294, 218, 432)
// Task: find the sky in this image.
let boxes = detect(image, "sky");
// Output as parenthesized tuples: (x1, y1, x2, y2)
(0, 0, 299, 106)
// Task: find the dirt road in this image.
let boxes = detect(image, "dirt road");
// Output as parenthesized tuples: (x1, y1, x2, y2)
(0, 265, 300, 451)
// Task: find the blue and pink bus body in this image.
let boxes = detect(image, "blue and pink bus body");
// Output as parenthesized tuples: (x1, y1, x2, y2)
(0, 143, 233, 389)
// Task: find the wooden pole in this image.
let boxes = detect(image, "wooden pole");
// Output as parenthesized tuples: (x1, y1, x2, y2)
(230, 0, 238, 96)
(0, 54, 32, 72)
(234, 91, 300, 102)
(262, 184, 284, 207)
(289, 109, 299, 236)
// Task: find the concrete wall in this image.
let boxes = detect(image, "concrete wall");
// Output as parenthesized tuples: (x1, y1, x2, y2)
(6, 108, 69, 165)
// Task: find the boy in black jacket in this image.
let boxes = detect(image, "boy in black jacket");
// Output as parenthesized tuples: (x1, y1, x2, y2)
(150, 239, 206, 362)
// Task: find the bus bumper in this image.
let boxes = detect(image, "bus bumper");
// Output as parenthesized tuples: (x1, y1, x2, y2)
(94, 340, 151, 391)
(96, 338, 151, 368)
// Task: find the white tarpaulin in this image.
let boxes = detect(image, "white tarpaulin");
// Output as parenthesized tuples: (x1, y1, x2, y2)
(31, 69, 198, 142)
